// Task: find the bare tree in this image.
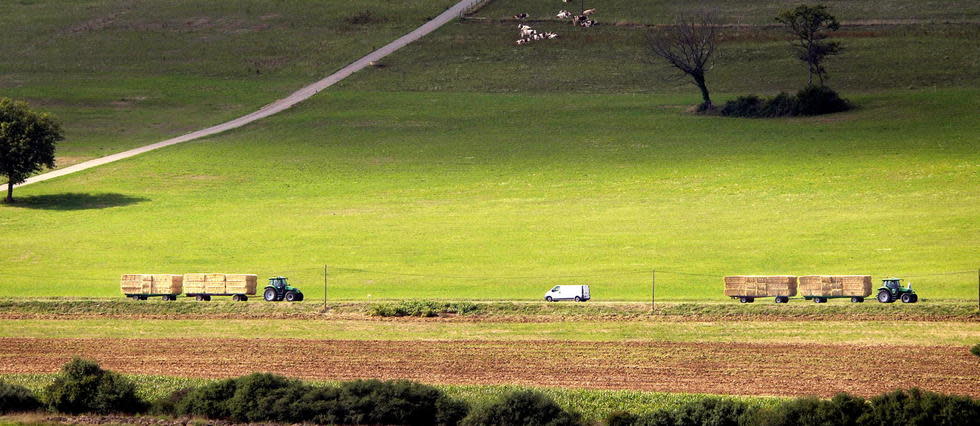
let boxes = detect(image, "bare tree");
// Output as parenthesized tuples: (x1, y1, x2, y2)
(646, 12, 719, 111)
(776, 4, 841, 86)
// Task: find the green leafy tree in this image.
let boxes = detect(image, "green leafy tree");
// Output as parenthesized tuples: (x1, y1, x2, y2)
(776, 4, 842, 85)
(0, 98, 63, 203)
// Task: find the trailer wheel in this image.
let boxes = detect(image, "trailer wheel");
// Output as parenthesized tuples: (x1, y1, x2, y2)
(574, 296, 581, 302)
(901, 293, 914, 303)
(739, 297, 748, 303)
(775, 296, 788, 304)
(851, 297, 864, 303)
(232, 294, 243, 302)
(546, 296, 553, 302)
(877, 290, 893, 303)
(195, 295, 205, 302)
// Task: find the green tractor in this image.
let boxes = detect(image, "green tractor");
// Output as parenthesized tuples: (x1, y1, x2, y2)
(263, 276, 304, 302)
(876, 278, 918, 303)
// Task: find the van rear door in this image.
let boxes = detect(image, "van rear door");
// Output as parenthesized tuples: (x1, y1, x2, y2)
(582, 285, 590, 300)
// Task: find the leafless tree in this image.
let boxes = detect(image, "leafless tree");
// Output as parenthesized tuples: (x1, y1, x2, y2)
(646, 12, 719, 111)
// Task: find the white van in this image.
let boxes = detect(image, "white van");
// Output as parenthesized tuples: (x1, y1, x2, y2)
(544, 285, 591, 302)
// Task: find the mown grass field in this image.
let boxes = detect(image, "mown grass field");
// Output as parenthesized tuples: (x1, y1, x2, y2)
(1, 90, 977, 300)
(1, 1, 978, 302)
(0, 373, 780, 422)
(2, 318, 977, 346)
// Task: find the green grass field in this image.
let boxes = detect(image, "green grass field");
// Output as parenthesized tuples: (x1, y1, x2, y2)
(2, 318, 977, 346)
(0, 1, 977, 301)
(1, 90, 976, 300)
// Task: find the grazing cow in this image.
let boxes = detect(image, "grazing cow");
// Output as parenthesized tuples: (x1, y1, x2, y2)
(557, 10, 572, 19)
(545, 32, 559, 39)
(572, 15, 586, 25)
(514, 13, 528, 20)
(516, 38, 528, 45)
(582, 19, 595, 27)
(583, 9, 596, 16)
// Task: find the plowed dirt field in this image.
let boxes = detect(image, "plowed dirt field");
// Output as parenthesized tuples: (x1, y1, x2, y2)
(3, 338, 977, 397)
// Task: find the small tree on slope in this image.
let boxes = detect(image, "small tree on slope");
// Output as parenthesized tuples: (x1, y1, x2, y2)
(0, 98, 63, 203)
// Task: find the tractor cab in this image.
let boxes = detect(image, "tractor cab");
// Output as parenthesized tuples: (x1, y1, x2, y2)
(876, 278, 917, 304)
(263, 276, 304, 302)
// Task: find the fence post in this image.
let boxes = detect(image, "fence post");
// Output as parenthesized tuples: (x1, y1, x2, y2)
(323, 265, 329, 311)
(651, 269, 656, 312)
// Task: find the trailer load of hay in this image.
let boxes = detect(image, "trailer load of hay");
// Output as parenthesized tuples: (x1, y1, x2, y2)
(183, 273, 257, 295)
(119, 274, 182, 295)
(724, 276, 798, 297)
(798, 275, 872, 297)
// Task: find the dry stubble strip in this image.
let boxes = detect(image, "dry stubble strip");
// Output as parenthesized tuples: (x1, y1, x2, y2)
(1, 338, 976, 398)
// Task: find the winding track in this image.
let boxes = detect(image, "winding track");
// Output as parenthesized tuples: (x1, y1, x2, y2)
(14, 0, 485, 189)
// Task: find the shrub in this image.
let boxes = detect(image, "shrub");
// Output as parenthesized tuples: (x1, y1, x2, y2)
(370, 300, 481, 317)
(862, 388, 980, 426)
(44, 357, 147, 414)
(751, 393, 868, 426)
(720, 95, 764, 117)
(759, 92, 799, 117)
(611, 398, 751, 426)
(171, 375, 465, 425)
(0, 380, 42, 414)
(149, 387, 192, 416)
(462, 390, 583, 426)
(173, 377, 238, 419)
(605, 410, 639, 426)
(795, 85, 850, 116)
(721, 85, 850, 118)
(338, 379, 467, 426)
(970, 343, 979, 357)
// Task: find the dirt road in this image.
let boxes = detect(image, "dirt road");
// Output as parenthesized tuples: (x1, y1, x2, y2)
(3, 338, 976, 397)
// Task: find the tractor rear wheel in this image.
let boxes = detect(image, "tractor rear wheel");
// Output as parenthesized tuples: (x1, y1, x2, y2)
(264, 288, 278, 302)
(901, 293, 914, 303)
(877, 290, 893, 303)
(285, 291, 298, 302)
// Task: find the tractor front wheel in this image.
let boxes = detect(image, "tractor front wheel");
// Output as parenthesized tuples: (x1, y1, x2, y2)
(285, 291, 298, 302)
(877, 290, 894, 303)
(264, 288, 278, 302)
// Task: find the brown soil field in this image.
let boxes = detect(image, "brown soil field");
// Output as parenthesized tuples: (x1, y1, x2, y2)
(2, 338, 977, 398)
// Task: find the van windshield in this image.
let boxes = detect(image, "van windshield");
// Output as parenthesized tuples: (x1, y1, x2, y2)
(551, 287, 559, 292)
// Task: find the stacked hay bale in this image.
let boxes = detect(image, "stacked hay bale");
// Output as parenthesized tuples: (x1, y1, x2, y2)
(724, 275, 798, 297)
(183, 273, 257, 295)
(226, 274, 258, 295)
(798, 275, 872, 297)
(119, 274, 182, 295)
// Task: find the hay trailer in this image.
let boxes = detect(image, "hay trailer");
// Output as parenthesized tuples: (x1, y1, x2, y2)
(724, 275, 797, 303)
(120, 274, 182, 301)
(799, 275, 872, 303)
(183, 274, 258, 301)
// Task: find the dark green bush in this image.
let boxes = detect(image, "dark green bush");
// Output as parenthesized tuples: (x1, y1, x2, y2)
(172, 375, 465, 425)
(44, 357, 147, 414)
(721, 85, 849, 118)
(720, 95, 764, 117)
(173, 377, 238, 419)
(462, 390, 583, 426)
(970, 343, 979, 357)
(607, 398, 751, 426)
(751, 393, 868, 426)
(759, 92, 799, 117)
(0, 380, 42, 414)
(862, 388, 980, 426)
(149, 387, 192, 416)
(795, 85, 850, 116)
(338, 379, 467, 426)
(371, 300, 481, 317)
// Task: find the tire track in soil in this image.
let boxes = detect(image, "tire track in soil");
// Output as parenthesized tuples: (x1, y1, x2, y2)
(2, 338, 977, 398)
